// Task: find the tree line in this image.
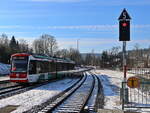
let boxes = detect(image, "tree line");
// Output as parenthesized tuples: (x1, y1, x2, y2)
(0, 33, 82, 65)
(100, 44, 150, 69)
(0, 34, 32, 63)
(0, 33, 149, 69)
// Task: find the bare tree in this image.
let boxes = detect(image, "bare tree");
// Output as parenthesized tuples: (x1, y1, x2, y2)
(32, 34, 58, 56)
(41, 34, 58, 56)
(55, 49, 69, 58)
(0, 33, 9, 47)
(0, 34, 10, 63)
(33, 39, 44, 54)
(19, 39, 29, 53)
(133, 43, 142, 67)
(85, 53, 92, 65)
(69, 48, 81, 65)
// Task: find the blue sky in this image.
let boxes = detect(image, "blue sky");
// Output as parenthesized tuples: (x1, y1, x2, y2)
(0, 0, 150, 53)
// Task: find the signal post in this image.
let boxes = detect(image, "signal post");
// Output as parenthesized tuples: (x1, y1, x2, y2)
(118, 8, 131, 108)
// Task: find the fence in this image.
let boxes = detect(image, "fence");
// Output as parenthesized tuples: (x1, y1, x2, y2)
(127, 68, 150, 79)
(121, 80, 150, 110)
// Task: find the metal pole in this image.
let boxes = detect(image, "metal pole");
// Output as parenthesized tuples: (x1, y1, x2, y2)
(77, 39, 80, 66)
(77, 39, 79, 51)
(123, 41, 127, 81)
(122, 82, 124, 110)
(123, 41, 129, 105)
(56, 59, 57, 78)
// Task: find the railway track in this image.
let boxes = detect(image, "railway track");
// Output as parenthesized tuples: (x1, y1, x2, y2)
(0, 85, 24, 95)
(25, 72, 100, 113)
(0, 84, 33, 99)
(0, 72, 103, 113)
(87, 72, 104, 111)
(85, 72, 100, 112)
(24, 75, 84, 113)
(0, 80, 62, 100)
(0, 80, 10, 84)
(51, 73, 94, 113)
(0, 80, 21, 92)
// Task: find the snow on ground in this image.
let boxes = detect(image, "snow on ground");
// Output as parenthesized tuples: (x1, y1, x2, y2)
(0, 78, 79, 113)
(0, 63, 10, 75)
(92, 69, 125, 110)
(0, 76, 9, 81)
(92, 69, 150, 113)
(86, 72, 98, 109)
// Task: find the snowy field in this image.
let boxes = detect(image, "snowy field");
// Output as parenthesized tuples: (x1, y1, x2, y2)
(0, 63, 10, 75)
(0, 78, 79, 113)
(93, 69, 150, 113)
(0, 76, 9, 81)
(0, 62, 10, 81)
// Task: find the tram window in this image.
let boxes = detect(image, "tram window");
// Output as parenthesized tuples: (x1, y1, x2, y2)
(48, 62, 51, 72)
(50, 62, 56, 72)
(49, 62, 54, 72)
(29, 60, 36, 74)
(43, 61, 49, 73)
(11, 57, 28, 72)
(36, 61, 42, 73)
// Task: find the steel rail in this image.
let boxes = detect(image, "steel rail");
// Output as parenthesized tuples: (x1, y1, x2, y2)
(0, 80, 60, 100)
(24, 75, 84, 113)
(0, 80, 10, 84)
(37, 73, 95, 113)
(85, 71, 100, 112)
(92, 72, 104, 109)
(0, 84, 21, 90)
(0, 85, 24, 95)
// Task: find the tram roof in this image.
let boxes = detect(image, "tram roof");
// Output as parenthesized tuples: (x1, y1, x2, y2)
(11, 53, 75, 64)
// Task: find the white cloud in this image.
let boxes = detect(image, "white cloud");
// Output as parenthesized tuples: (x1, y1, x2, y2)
(0, 24, 150, 31)
(0, 25, 117, 31)
(4, 35, 150, 52)
(32, 0, 81, 2)
(130, 39, 150, 44)
(4, 24, 150, 30)
(57, 38, 150, 53)
(132, 25, 150, 29)
(47, 25, 117, 31)
(17, 0, 150, 5)
(57, 38, 118, 49)
(0, 25, 34, 29)
(0, 26, 22, 29)
(18, 0, 89, 3)
(91, 0, 150, 6)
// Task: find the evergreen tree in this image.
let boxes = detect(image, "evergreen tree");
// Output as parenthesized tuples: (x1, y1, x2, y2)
(85, 54, 92, 65)
(9, 36, 18, 54)
(101, 51, 109, 68)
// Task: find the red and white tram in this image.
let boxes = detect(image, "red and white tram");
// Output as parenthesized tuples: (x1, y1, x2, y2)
(9, 53, 75, 83)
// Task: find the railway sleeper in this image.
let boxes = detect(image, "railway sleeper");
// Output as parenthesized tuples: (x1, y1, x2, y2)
(59, 105, 82, 109)
(63, 101, 84, 104)
(60, 105, 82, 107)
(42, 106, 53, 110)
(66, 100, 86, 104)
(55, 109, 81, 112)
(55, 109, 79, 113)
(56, 107, 81, 110)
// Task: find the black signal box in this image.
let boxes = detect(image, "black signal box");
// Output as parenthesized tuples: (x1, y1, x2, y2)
(119, 20, 130, 41)
(118, 9, 131, 41)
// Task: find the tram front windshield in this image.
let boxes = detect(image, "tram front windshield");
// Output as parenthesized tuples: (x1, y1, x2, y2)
(11, 56, 28, 72)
